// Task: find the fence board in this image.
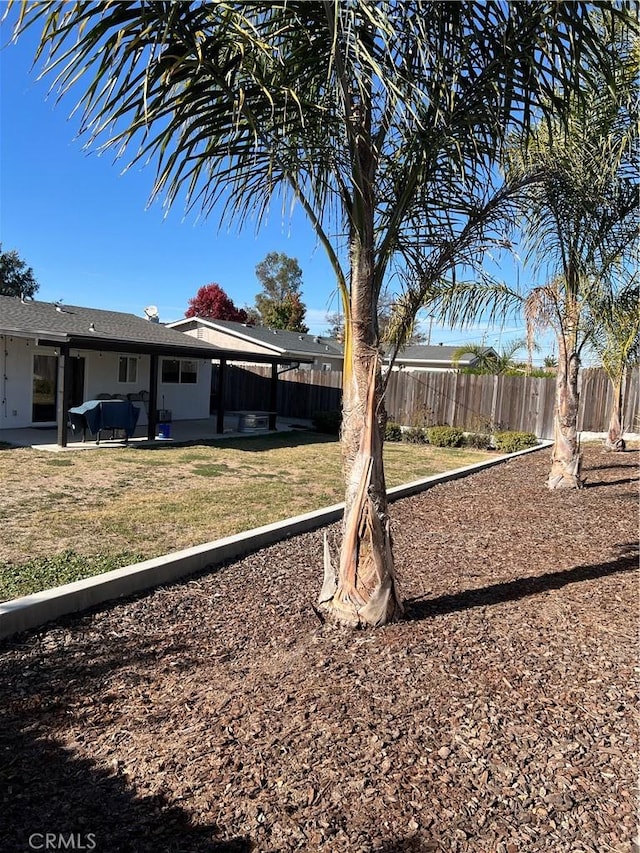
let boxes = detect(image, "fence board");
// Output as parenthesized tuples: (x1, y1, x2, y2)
(223, 364, 638, 438)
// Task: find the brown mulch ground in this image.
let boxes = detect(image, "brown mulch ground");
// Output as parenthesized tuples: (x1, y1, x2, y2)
(1, 444, 638, 853)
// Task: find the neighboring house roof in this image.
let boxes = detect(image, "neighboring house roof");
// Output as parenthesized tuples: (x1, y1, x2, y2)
(386, 344, 497, 368)
(0, 296, 299, 363)
(168, 317, 344, 361)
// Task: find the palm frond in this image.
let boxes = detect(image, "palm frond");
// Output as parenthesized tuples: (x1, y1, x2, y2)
(6, 0, 638, 355)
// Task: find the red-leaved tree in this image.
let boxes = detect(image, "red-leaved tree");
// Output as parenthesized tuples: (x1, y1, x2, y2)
(185, 283, 248, 322)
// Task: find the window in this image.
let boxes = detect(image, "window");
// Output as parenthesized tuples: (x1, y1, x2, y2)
(322, 363, 332, 372)
(118, 356, 137, 383)
(180, 360, 198, 384)
(162, 358, 198, 384)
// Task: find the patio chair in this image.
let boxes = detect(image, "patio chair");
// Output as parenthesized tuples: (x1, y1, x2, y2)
(137, 390, 150, 415)
(127, 391, 149, 427)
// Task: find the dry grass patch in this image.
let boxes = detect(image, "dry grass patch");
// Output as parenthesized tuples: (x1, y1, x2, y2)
(0, 431, 493, 599)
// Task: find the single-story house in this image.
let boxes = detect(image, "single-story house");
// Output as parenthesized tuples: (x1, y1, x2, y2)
(168, 317, 345, 372)
(168, 321, 498, 375)
(0, 295, 305, 446)
(384, 344, 498, 373)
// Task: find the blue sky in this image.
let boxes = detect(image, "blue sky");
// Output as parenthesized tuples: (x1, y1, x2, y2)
(1, 17, 544, 356)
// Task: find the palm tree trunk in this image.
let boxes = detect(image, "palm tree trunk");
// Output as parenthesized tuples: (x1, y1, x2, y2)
(318, 240, 402, 627)
(547, 338, 584, 489)
(604, 373, 626, 451)
(317, 49, 402, 627)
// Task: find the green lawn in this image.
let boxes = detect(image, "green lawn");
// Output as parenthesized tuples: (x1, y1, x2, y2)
(0, 431, 494, 600)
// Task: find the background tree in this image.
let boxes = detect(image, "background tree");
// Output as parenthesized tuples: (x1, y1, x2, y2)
(242, 306, 262, 327)
(452, 339, 533, 376)
(185, 283, 248, 323)
(254, 252, 308, 332)
(262, 292, 308, 333)
(324, 311, 345, 341)
(588, 277, 640, 451)
(0, 245, 39, 298)
(508, 25, 639, 489)
(327, 291, 426, 346)
(12, 2, 637, 626)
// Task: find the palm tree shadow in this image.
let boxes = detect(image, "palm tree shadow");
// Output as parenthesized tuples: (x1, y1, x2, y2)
(0, 713, 253, 853)
(583, 476, 639, 489)
(588, 457, 638, 471)
(404, 545, 638, 621)
(0, 626, 254, 853)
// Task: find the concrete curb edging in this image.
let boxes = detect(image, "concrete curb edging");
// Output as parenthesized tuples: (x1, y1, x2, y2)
(0, 441, 551, 640)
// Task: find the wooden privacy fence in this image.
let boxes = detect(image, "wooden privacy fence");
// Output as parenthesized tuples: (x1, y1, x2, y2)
(222, 364, 639, 439)
(577, 367, 639, 434)
(215, 364, 342, 420)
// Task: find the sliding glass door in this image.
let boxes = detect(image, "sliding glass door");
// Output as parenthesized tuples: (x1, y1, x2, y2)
(32, 354, 57, 423)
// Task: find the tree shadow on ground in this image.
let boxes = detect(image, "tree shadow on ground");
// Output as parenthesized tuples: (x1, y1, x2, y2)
(139, 429, 336, 454)
(0, 601, 260, 851)
(0, 627, 205, 708)
(404, 545, 639, 621)
(0, 710, 253, 853)
(588, 459, 638, 471)
(583, 476, 639, 489)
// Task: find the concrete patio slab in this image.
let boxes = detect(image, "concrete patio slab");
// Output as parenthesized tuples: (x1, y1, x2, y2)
(0, 416, 314, 451)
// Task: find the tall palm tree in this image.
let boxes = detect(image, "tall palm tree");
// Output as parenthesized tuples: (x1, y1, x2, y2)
(524, 277, 592, 487)
(589, 277, 640, 451)
(506, 24, 639, 489)
(8, 2, 637, 623)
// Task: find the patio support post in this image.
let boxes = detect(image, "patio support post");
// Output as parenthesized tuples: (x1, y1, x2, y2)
(56, 343, 71, 448)
(269, 363, 278, 430)
(148, 354, 159, 441)
(216, 359, 227, 434)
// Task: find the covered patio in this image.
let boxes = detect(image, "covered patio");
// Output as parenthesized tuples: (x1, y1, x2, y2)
(50, 338, 306, 448)
(0, 295, 311, 448)
(0, 414, 314, 452)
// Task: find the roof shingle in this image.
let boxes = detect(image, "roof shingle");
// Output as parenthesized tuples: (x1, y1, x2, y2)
(0, 295, 220, 352)
(169, 317, 344, 358)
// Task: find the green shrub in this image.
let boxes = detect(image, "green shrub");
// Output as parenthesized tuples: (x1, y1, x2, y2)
(428, 425, 464, 447)
(312, 409, 342, 435)
(403, 426, 427, 444)
(385, 421, 403, 442)
(494, 431, 538, 453)
(464, 432, 492, 450)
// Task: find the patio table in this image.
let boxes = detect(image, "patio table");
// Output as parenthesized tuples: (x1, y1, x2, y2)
(68, 399, 140, 444)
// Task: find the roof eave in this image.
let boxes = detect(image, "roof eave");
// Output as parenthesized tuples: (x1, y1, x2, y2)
(167, 317, 286, 355)
(34, 334, 310, 364)
(394, 358, 472, 366)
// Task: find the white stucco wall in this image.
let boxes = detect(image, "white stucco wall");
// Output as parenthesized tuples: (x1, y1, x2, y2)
(0, 336, 212, 430)
(157, 356, 212, 419)
(1, 335, 37, 428)
(305, 355, 343, 371)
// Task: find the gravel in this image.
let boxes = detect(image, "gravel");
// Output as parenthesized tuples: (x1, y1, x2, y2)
(0, 443, 637, 853)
